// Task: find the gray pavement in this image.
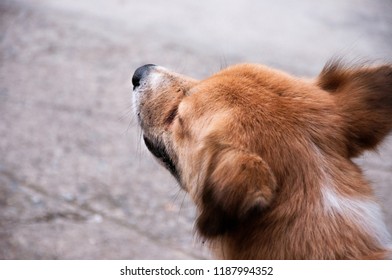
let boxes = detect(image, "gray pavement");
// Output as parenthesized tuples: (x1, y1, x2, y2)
(0, 0, 391, 259)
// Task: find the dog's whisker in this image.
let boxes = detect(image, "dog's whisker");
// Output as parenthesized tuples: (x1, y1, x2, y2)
(136, 127, 143, 160)
(219, 54, 228, 70)
(118, 105, 133, 121)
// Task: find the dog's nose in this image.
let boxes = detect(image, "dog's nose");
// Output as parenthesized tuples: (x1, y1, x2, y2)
(132, 64, 156, 89)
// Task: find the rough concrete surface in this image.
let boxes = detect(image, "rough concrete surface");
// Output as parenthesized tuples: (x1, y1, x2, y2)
(0, 0, 391, 259)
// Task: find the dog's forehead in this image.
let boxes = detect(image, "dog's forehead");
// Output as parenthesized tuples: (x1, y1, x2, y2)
(175, 63, 322, 122)
(195, 64, 283, 94)
(184, 67, 269, 104)
(211, 63, 278, 79)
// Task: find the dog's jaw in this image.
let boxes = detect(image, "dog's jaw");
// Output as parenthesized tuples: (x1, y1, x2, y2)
(142, 135, 180, 181)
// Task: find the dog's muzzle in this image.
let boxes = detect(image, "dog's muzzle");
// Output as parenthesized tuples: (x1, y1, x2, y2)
(132, 64, 181, 183)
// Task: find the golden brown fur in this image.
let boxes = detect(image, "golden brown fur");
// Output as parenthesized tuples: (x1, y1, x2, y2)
(132, 61, 392, 259)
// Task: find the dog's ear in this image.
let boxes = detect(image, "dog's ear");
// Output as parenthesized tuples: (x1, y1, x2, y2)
(317, 61, 392, 157)
(196, 146, 276, 238)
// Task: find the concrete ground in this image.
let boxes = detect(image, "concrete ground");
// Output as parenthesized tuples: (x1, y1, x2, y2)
(0, 0, 391, 259)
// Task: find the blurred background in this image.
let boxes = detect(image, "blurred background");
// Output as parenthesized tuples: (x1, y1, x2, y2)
(0, 0, 391, 259)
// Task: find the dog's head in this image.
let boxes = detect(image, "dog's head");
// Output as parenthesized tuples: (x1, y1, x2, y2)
(132, 62, 392, 238)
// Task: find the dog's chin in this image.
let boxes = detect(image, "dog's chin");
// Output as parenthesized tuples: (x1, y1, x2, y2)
(143, 135, 180, 181)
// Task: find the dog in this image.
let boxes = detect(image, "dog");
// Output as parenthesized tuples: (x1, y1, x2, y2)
(132, 61, 392, 259)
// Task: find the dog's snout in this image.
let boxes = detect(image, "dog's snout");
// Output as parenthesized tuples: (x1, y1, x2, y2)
(132, 64, 156, 89)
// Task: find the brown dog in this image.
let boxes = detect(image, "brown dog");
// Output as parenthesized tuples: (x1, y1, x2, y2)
(132, 61, 392, 259)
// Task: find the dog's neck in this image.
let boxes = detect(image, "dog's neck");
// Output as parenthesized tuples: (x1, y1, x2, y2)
(209, 145, 391, 259)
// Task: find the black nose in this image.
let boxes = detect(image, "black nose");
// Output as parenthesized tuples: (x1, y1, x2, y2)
(132, 64, 156, 89)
